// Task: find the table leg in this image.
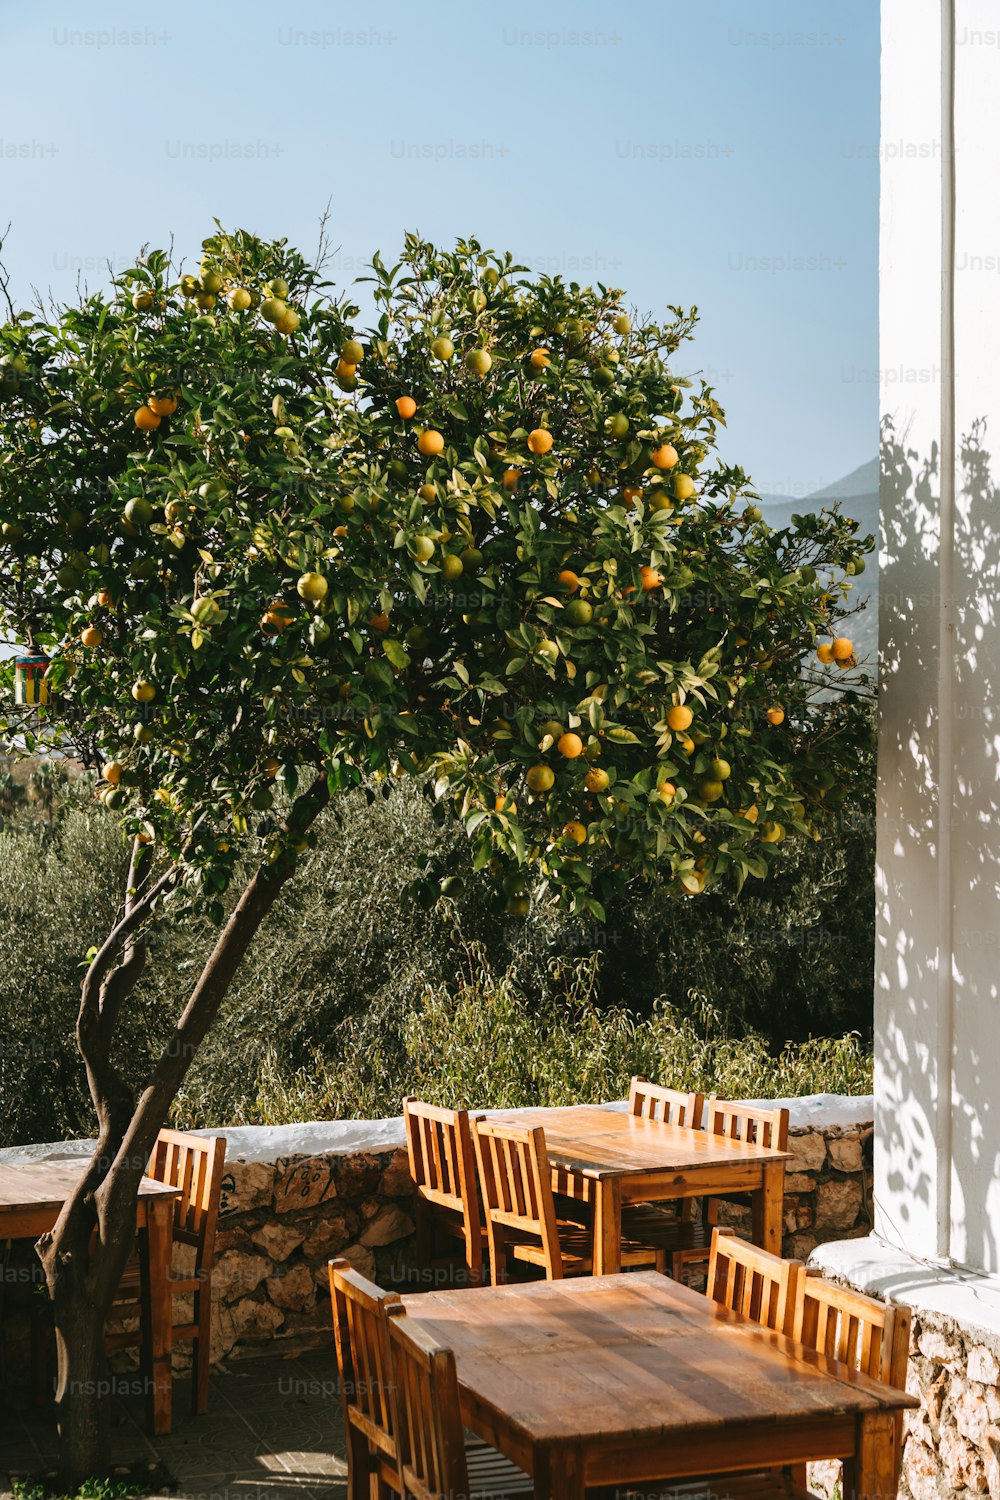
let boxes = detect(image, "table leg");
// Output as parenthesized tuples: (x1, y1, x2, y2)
(533, 1444, 584, 1500)
(850, 1410, 896, 1500)
(752, 1160, 785, 1255)
(593, 1178, 622, 1275)
(144, 1195, 174, 1435)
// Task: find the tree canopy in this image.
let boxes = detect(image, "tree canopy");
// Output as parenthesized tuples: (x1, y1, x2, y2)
(0, 227, 873, 921)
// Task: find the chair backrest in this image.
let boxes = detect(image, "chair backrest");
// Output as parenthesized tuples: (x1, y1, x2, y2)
(795, 1274, 912, 1490)
(796, 1274, 911, 1387)
(629, 1077, 704, 1128)
(147, 1128, 227, 1255)
(403, 1097, 481, 1233)
(388, 1313, 470, 1500)
(707, 1227, 804, 1336)
(705, 1099, 790, 1152)
(471, 1118, 563, 1281)
(328, 1259, 402, 1461)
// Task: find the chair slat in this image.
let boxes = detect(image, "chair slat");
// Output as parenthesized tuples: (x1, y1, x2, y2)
(706, 1227, 803, 1336)
(629, 1076, 704, 1129)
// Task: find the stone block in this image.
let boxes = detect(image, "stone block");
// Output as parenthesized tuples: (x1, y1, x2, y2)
(360, 1203, 416, 1248)
(969, 1344, 1000, 1385)
(826, 1133, 864, 1173)
(251, 1222, 305, 1262)
(380, 1148, 415, 1198)
(301, 1212, 353, 1263)
(334, 1152, 383, 1199)
(266, 1263, 317, 1312)
(788, 1131, 827, 1172)
(219, 1160, 274, 1216)
(335, 1241, 376, 1281)
(214, 1250, 271, 1303)
(813, 1176, 862, 1231)
(273, 1161, 335, 1214)
(918, 1323, 965, 1367)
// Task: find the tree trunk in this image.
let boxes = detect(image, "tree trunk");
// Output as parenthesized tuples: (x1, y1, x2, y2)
(38, 778, 330, 1485)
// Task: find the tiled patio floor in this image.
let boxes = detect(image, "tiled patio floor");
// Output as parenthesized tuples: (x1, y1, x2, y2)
(0, 1349, 348, 1499)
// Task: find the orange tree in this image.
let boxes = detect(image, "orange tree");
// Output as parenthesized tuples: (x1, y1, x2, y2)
(0, 227, 871, 1477)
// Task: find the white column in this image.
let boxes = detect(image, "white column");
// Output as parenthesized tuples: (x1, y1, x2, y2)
(877, 0, 1000, 1272)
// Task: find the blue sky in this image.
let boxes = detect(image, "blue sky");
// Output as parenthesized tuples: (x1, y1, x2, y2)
(1, 0, 878, 499)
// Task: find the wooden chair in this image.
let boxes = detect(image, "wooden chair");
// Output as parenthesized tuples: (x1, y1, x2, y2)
(706, 1227, 804, 1336)
(620, 1079, 709, 1276)
(387, 1311, 534, 1498)
(329, 1259, 404, 1498)
(471, 1118, 661, 1283)
(671, 1099, 790, 1285)
(403, 1097, 483, 1287)
(106, 1128, 226, 1415)
(653, 1273, 912, 1500)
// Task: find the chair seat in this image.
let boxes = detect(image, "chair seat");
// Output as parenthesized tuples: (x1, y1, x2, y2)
(465, 1437, 535, 1497)
(620, 1205, 709, 1252)
(509, 1221, 661, 1274)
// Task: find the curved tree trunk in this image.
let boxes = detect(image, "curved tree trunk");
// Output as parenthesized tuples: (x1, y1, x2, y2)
(37, 779, 330, 1485)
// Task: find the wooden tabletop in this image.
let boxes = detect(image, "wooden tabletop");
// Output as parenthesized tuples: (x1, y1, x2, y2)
(488, 1104, 791, 1179)
(0, 1160, 178, 1227)
(402, 1272, 915, 1448)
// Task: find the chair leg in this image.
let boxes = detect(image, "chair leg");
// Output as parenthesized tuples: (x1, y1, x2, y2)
(192, 1275, 212, 1415)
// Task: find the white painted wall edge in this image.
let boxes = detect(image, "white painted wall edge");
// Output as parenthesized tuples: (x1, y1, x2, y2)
(0, 1093, 876, 1167)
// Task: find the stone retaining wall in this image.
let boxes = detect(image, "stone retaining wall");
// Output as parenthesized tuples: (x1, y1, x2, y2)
(207, 1117, 874, 1367)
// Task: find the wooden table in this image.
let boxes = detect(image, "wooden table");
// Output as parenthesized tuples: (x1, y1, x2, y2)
(0, 1160, 180, 1435)
(403, 1272, 917, 1500)
(490, 1104, 791, 1272)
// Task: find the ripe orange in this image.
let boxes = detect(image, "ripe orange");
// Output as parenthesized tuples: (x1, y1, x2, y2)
(80, 625, 103, 648)
(502, 468, 520, 490)
(418, 429, 445, 457)
(652, 444, 679, 470)
(666, 704, 693, 732)
(831, 637, 854, 661)
(134, 406, 161, 431)
(557, 569, 580, 592)
(557, 732, 584, 759)
(639, 565, 663, 591)
(102, 761, 122, 784)
(766, 707, 785, 726)
(761, 822, 785, 844)
(526, 764, 555, 793)
(585, 766, 610, 794)
(527, 428, 553, 455)
(741, 805, 760, 824)
(336, 359, 357, 379)
(562, 820, 587, 845)
(370, 613, 391, 633)
(264, 757, 281, 779)
(148, 393, 178, 418)
(816, 642, 835, 664)
(658, 781, 676, 803)
(530, 348, 551, 369)
(418, 483, 437, 502)
(396, 396, 417, 419)
(261, 601, 294, 635)
(97, 590, 114, 608)
(622, 486, 642, 507)
(131, 679, 156, 702)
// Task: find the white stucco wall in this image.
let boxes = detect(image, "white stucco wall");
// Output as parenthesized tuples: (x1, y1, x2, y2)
(877, 0, 1000, 1272)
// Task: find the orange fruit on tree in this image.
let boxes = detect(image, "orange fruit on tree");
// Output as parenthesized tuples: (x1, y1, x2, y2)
(530, 348, 551, 369)
(639, 565, 663, 591)
(651, 443, 679, 470)
(831, 637, 854, 660)
(766, 706, 785, 726)
(672, 473, 697, 501)
(148, 393, 178, 418)
(526, 764, 555, 793)
(418, 483, 437, 502)
(557, 732, 584, 759)
(395, 396, 417, 419)
(134, 405, 161, 431)
(97, 590, 114, 608)
(562, 821, 587, 845)
(131, 679, 156, 702)
(622, 486, 642, 507)
(369, 613, 391, 633)
(816, 642, 835, 664)
(264, 757, 281, 779)
(102, 761, 122, 784)
(557, 569, 580, 592)
(418, 429, 445, 457)
(657, 781, 676, 804)
(261, 600, 294, 635)
(336, 359, 357, 379)
(666, 704, 693, 732)
(502, 468, 520, 490)
(341, 339, 364, 364)
(80, 625, 103, 648)
(527, 428, 553, 455)
(585, 766, 610, 794)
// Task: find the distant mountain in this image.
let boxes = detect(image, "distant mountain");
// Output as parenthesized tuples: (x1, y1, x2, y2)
(756, 459, 878, 669)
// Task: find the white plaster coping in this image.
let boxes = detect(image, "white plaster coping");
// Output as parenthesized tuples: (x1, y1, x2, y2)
(810, 1234, 1000, 1354)
(0, 1093, 874, 1168)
